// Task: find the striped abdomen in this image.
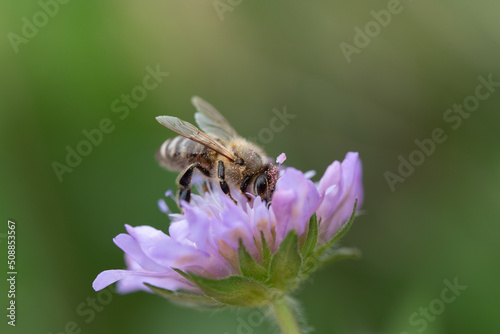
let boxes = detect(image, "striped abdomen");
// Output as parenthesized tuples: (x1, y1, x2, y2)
(156, 136, 215, 172)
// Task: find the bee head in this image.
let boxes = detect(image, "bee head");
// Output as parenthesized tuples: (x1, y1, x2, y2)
(252, 164, 278, 202)
(254, 173, 269, 198)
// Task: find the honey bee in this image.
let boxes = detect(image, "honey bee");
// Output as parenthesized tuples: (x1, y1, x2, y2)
(155, 96, 277, 204)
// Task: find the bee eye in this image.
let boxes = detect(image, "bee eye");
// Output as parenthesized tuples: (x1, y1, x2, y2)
(254, 174, 268, 196)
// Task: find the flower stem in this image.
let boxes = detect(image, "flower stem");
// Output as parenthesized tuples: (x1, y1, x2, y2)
(271, 297, 302, 334)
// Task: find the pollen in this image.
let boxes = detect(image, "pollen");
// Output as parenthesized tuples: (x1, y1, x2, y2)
(276, 153, 287, 164)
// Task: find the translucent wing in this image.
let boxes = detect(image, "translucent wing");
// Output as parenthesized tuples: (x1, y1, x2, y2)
(191, 96, 239, 142)
(156, 116, 237, 161)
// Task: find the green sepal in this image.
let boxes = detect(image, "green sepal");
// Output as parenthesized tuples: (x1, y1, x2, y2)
(302, 247, 361, 275)
(267, 231, 302, 291)
(260, 231, 272, 270)
(300, 214, 318, 258)
(302, 200, 358, 274)
(187, 273, 271, 307)
(144, 283, 222, 307)
(172, 268, 196, 283)
(312, 199, 357, 260)
(319, 247, 361, 266)
(329, 199, 358, 245)
(238, 239, 268, 282)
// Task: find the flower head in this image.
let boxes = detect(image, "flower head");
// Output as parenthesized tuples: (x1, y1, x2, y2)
(93, 152, 363, 307)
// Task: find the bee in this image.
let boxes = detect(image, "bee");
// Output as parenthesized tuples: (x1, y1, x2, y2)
(155, 96, 277, 204)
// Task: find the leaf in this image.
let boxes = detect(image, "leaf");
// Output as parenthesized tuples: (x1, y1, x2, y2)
(238, 239, 268, 281)
(267, 231, 302, 291)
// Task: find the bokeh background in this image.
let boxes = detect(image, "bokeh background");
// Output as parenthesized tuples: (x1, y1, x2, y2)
(1, 1, 499, 333)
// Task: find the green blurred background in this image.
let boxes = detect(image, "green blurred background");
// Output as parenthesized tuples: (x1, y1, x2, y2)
(1, 1, 499, 333)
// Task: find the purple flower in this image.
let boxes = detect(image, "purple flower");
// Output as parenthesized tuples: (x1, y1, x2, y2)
(93, 152, 363, 305)
(316, 152, 363, 243)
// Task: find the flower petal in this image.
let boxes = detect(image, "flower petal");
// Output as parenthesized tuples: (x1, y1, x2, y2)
(249, 196, 275, 248)
(124, 225, 208, 268)
(93, 270, 129, 291)
(93, 255, 197, 293)
(316, 152, 363, 242)
(272, 168, 321, 246)
(117, 274, 195, 294)
(113, 233, 166, 272)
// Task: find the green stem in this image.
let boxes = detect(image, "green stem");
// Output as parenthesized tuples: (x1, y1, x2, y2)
(271, 297, 302, 334)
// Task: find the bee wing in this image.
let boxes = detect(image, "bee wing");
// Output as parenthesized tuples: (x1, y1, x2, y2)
(156, 116, 238, 161)
(191, 96, 239, 142)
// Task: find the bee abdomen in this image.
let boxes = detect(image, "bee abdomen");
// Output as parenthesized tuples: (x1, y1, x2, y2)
(156, 136, 213, 171)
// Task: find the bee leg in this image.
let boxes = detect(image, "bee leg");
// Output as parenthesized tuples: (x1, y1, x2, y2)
(240, 175, 252, 201)
(218, 160, 237, 204)
(178, 188, 191, 203)
(177, 163, 209, 204)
